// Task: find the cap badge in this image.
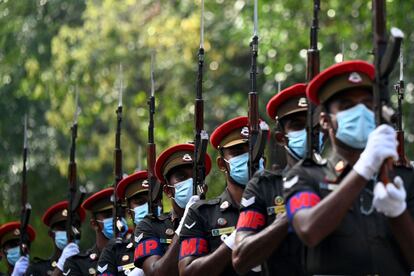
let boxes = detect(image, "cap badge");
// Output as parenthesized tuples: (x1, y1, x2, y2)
(62, 209, 68, 217)
(240, 127, 249, 138)
(182, 154, 192, 162)
(13, 229, 20, 236)
(348, 72, 362, 83)
(142, 180, 149, 188)
(298, 97, 308, 107)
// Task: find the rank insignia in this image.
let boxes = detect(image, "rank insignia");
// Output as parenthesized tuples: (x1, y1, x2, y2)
(165, 228, 175, 236)
(122, 254, 129, 262)
(211, 226, 235, 237)
(220, 201, 230, 210)
(217, 217, 227, 227)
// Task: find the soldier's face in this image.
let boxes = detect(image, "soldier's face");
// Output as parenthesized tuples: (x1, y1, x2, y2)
(218, 143, 249, 173)
(282, 112, 307, 133)
(129, 194, 148, 209)
(164, 165, 193, 197)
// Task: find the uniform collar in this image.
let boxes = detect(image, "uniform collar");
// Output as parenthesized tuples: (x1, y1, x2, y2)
(219, 188, 239, 211)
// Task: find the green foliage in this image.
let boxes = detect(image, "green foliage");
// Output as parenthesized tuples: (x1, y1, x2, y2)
(1, 0, 414, 270)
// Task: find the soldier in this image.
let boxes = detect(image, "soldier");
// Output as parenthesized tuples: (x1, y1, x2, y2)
(97, 170, 149, 275)
(232, 84, 312, 275)
(133, 143, 212, 276)
(178, 116, 262, 276)
(24, 201, 86, 276)
(283, 60, 414, 274)
(0, 221, 35, 276)
(53, 187, 124, 276)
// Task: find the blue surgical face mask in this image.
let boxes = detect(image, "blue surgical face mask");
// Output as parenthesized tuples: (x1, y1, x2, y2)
(101, 217, 128, 239)
(173, 178, 193, 208)
(6, 246, 20, 266)
(335, 103, 375, 149)
(224, 152, 264, 186)
(286, 129, 324, 159)
(54, 231, 68, 250)
(133, 203, 149, 225)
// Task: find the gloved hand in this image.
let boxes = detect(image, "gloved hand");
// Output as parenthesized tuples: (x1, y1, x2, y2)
(175, 195, 200, 236)
(11, 256, 29, 276)
(373, 176, 406, 218)
(128, 267, 145, 276)
(57, 242, 79, 270)
(222, 230, 237, 250)
(354, 125, 398, 180)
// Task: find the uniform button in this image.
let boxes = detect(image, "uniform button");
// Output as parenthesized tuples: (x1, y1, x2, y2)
(165, 228, 174, 236)
(122, 255, 130, 262)
(126, 242, 133, 249)
(51, 261, 57, 267)
(89, 267, 96, 275)
(89, 253, 97, 260)
(217, 218, 227, 226)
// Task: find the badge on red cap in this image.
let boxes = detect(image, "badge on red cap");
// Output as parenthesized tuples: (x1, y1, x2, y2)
(298, 97, 308, 107)
(348, 72, 362, 83)
(182, 154, 192, 162)
(240, 127, 249, 138)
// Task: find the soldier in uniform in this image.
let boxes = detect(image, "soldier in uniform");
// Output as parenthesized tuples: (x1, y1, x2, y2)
(178, 116, 262, 276)
(232, 84, 311, 275)
(133, 143, 212, 276)
(25, 201, 86, 276)
(0, 221, 36, 276)
(97, 170, 149, 275)
(53, 187, 123, 276)
(283, 60, 414, 274)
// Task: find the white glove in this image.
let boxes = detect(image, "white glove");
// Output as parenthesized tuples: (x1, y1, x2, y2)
(57, 242, 79, 270)
(11, 256, 29, 276)
(128, 267, 145, 276)
(354, 125, 398, 180)
(373, 176, 406, 218)
(175, 195, 200, 236)
(222, 230, 236, 250)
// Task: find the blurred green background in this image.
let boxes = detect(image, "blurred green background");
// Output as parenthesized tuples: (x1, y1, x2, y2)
(1, 0, 413, 270)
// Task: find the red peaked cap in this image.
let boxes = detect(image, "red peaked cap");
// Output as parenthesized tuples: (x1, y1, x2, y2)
(0, 221, 36, 247)
(307, 60, 375, 105)
(42, 200, 86, 227)
(155, 143, 212, 184)
(116, 170, 149, 199)
(266, 83, 308, 121)
(82, 187, 114, 213)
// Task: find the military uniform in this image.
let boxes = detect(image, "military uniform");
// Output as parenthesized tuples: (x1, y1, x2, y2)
(25, 257, 58, 276)
(63, 246, 100, 276)
(133, 213, 176, 268)
(237, 169, 304, 275)
(179, 188, 259, 276)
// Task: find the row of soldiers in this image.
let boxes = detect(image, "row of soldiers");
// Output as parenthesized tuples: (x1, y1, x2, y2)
(1, 59, 414, 275)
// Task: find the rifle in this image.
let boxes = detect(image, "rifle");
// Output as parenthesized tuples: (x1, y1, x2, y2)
(304, 0, 323, 165)
(147, 52, 160, 217)
(372, 0, 404, 182)
(113, 65, 126, 238)
(20, 115, 31, 256)
(248, 0, 269, 179)
(193, 0, 209, 199)
(393, 51, 410, 168)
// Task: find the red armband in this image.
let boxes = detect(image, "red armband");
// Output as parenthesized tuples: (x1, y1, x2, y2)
(236, 210, 266, 232)
(179, 238, 209, 260)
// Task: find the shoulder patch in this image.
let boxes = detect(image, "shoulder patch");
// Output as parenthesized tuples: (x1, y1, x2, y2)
(241, 197, 255, 207)
(283, 175, 299, 189)
(184, 221, 196, 229)
(97, 264, 108, 273)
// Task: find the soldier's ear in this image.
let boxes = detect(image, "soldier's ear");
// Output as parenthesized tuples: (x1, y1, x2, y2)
(275, 131, 287, 146)
(216, 156, 227, 172)
(48, 230, 54, 238)
(319, 111, 332, 131)
(163, 185, 173, 198)
(90, 218, 98, 230)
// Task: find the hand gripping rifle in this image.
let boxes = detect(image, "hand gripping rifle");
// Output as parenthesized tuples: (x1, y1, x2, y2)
(113, 65, 126, 238)
(393, 51, 411, 168)
(193, 0, 209, 199)
(20, 115, 31, 256)
(304, 0, 324, 165)
(66, 88, 86, 243)
(147, 52, 162, 217)
(372, 0, 404, 183)
(248, 0, 269, 179)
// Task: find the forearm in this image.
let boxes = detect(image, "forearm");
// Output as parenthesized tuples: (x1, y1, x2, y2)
(233, 214, 288, 275)
(179, 244, 231, 276)
(144, 235, 180, 276)
(294, 170, 366, 246)
(389, 210, 414, 269)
